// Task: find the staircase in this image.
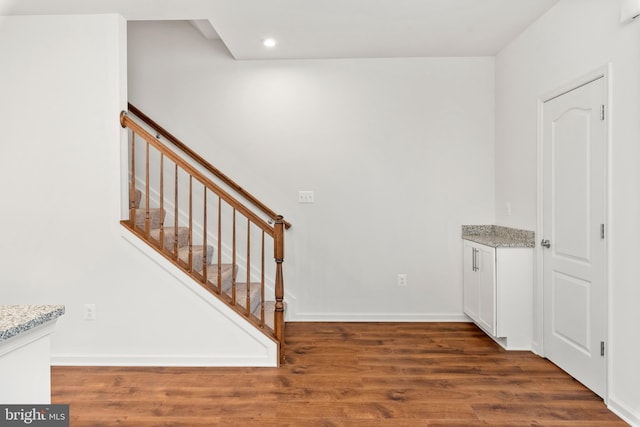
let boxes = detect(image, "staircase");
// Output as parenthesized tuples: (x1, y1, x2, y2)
(120, 104, 288, 364)
(130, 189, 277, 330)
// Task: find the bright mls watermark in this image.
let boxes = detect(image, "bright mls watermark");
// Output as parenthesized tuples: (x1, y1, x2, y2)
(0, 405, 69, 426)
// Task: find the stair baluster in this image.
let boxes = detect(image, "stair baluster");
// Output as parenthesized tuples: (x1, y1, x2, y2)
(129, 132, 136, 228)
(188, 175, 193, 271)
(159, 154, 165, 251)
(260, 232, 266, 326)
(245, 220, 251, 316)
(201, 188, 207, 285)
(231, 209, 237, 305)
(216, 197, 222, 294)
(173, 164, 179, 260)
(144, 141, 151, 238)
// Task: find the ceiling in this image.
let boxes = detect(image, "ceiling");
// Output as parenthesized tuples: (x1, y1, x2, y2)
(0, 0, 560, 60)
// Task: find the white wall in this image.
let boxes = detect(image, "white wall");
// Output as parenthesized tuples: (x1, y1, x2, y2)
(128, 21, 496, 321)
(0, 14, 277, 366)
(495, 0, 640, 424)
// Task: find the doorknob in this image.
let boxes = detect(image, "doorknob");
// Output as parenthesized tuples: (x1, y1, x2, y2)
(541, 239, 551, 248)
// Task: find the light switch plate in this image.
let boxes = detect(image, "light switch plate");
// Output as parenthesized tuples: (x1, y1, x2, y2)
(298, 191, 314, 203)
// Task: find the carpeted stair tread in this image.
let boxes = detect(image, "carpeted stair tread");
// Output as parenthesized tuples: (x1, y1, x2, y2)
(149, 227, 190, 250)
(204, 264, 236, 291)
(227, 282, 262, 314)
(178, 245, 214, 272)
(262, 301, 276, 330)
(133, 208, 165, 229)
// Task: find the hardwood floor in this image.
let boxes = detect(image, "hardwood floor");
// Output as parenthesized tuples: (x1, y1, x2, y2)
(51, 322, 627, 426)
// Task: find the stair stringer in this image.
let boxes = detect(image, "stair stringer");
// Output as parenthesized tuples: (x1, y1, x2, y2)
(120, 226, 279, 367)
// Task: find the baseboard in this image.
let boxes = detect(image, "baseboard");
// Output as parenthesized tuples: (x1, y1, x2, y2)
(530, 340, 543, 357)
(290, 312, 470, 322)
(608, 396, 640, 427)
(51, 353, 276, 367)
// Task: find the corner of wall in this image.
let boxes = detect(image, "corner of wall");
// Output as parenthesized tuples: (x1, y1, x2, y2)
(608, 396, 640, 427)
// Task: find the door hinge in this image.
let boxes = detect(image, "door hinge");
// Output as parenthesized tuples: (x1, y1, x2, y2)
(601, 224, 605, 239)
(601, 104, 605, 121)
(600, 341, 605, 357)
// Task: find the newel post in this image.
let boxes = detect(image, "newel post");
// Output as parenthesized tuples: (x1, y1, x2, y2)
(274, 215, 285, 364)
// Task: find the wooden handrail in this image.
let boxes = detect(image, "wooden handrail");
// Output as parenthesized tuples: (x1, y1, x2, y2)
(126, 103, 291, 230)
(121, 111, 275, 237)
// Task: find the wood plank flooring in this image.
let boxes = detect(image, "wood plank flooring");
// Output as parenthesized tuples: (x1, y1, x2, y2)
(51, 322, 628, 426)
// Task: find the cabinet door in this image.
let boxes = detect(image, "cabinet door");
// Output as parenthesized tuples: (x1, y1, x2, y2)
(463, 241, 479, 321)
(476, 244, 496, 335)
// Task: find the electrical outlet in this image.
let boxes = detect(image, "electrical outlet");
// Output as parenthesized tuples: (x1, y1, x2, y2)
(298, 191, 315, 204)
(83, 304, 96, 320)
(397, 274, 407, 287)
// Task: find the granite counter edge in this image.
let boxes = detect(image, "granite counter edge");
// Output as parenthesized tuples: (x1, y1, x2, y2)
(0, 305, 65, 342)
(462, 224, 536, 248)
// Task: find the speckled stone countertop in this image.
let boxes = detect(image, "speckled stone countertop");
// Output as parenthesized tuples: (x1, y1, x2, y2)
(462, 225, 535, 248)
(0, 305, 65, 342)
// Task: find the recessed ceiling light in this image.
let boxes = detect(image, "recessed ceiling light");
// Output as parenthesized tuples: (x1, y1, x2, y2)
(262, 38, 277, 48)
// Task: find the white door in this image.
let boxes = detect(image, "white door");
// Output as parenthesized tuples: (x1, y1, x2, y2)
(463, 241, 496, 336)
(476, 244, 496, 336)
(542, 77, 606, 397)
(463, 241, 479, 321)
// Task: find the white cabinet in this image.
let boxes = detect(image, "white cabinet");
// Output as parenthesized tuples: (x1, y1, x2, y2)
(463, 240, 496, 334)
(463, 239, 533, 350)
(0, 305, 64, 404)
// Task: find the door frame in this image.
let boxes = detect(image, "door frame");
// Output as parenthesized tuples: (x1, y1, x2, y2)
(535, 64, 612, 401)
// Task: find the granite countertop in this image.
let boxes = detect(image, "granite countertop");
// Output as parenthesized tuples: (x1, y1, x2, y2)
(0, 305, 65, 342)
(462, 225, 535, 248)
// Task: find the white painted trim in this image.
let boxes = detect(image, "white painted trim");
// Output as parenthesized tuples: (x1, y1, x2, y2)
(119, 226, 278, 367)
(608, 397, 640, 427)
(51, 353, 275, 367)
(117, 15, 129, 220)
(0, 322, 57, 404)
(120, 128, 131, 219)
(291, 313, 469, 322)
(534, 95, 545, 358)
(536, 64, 612, 399)
(604, 64, 616, 408)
